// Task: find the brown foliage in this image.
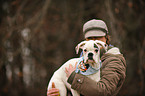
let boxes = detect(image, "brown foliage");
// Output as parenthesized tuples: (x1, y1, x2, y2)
(0, 0, 145, 96)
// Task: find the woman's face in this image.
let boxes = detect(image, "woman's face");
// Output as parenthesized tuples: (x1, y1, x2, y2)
(86, 36, 107, 43)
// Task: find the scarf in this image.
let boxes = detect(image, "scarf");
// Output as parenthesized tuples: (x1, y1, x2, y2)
(75, 57, 102, 75)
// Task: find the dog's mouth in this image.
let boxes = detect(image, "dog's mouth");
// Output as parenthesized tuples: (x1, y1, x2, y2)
(87, 59, 94, 62)
(86, 59, 95, 66)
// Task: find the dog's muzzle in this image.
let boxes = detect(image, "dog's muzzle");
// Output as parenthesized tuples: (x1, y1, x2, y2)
(88, 52, 93, 60)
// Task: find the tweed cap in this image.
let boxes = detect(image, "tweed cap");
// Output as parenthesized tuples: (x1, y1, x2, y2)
(83, 19, 108, 39)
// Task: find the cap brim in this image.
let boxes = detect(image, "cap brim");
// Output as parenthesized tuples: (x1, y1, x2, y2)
(84, 30, 106, 39)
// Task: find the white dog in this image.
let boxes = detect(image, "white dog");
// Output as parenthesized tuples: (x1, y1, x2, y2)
(47, 40, 107, 96)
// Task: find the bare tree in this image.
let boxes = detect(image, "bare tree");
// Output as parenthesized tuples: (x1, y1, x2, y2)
(0, 0, 145, 96)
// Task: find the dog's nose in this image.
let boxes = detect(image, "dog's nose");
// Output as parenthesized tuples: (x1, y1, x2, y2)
(88, 53, 93, 60)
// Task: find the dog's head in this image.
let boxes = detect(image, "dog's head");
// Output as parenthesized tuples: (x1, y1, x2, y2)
(76, 40, 107, 67)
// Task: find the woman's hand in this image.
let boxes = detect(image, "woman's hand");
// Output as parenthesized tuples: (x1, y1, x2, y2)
(47, 82, 60, 96)
(65, 62, 77, 77)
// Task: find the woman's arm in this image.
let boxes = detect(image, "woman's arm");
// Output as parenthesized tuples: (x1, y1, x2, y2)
(66, 54, 126, 96)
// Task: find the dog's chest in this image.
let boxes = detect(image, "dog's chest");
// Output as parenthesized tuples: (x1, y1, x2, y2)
(86, 71, 100, 82)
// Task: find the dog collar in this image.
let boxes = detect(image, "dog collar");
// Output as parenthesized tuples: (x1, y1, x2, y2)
(75, 57, 102, 75)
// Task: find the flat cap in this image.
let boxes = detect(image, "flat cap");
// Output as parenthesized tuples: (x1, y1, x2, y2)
(83, 19, 108, 39)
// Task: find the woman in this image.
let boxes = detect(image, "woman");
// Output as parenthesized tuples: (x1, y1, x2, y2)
(47, 19, 126, 96)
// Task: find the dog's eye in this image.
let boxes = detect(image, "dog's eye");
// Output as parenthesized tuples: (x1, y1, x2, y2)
(84, 49, 87, 52)
(95, 49, 98, 53)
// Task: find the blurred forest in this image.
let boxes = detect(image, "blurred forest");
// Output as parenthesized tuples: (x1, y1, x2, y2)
(0, 0, 145, 96)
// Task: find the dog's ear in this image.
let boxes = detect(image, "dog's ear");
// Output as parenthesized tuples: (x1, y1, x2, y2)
(75, 41, 87, 54)
(94, 40, 108, 51)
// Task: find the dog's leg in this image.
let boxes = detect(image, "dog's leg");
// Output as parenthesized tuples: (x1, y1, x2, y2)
(71, 89, 80, 96)
(56, 81, 67, 96)
(48, 70, 67, 96)
(48, 79, 67, 96)
(47, 58, 80, 96)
